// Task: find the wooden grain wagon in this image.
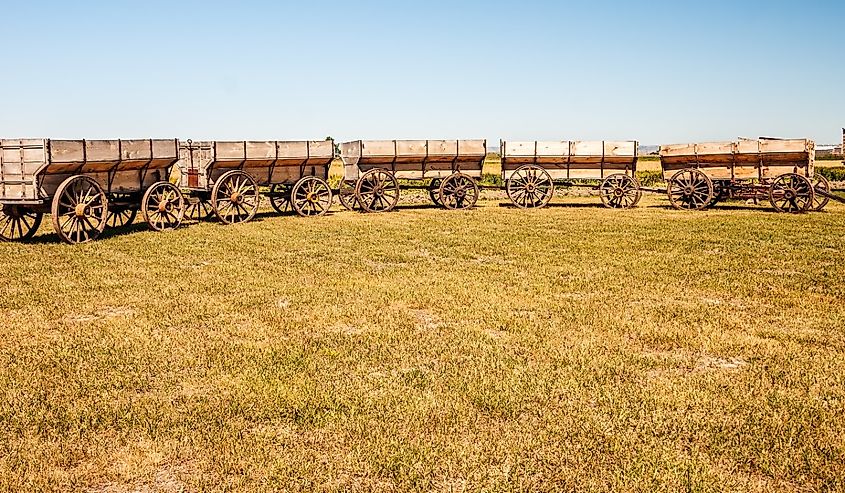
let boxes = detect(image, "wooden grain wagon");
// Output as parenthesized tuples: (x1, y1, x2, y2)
(338, 140, 486, 212)
(659, 138, 827, 212)
(175, 139, 335, 223)
(500, 140, 640, 208)
(0, 139, 183, 244)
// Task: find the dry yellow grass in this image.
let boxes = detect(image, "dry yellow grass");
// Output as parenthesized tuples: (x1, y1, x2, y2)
(0, 193, 844, 492)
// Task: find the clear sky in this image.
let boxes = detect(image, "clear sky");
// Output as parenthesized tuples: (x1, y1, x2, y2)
(2, 0, 843, 145)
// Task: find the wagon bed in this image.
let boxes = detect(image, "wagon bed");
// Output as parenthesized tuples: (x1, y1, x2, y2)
(339, 139, 486, 212)
(500, 140, 640, 208)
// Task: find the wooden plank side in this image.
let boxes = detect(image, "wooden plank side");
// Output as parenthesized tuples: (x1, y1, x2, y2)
(49, 140, 85, 163)
(0, 139, 48, 201)
(214, 141, 247, 161)
(427, 140, 458, 157)
(361, 141, 396, 159)
(307, 140, 334, 160)
(457, 139, 486, 157)
(503, 141, 537, 158)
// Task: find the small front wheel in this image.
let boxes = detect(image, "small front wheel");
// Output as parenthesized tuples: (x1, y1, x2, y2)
(811, 175, 831, 211)
(291, 176, 333, 217)
(769, 173, 814, 213)
(439, 172, 479, 210)
(337, 180, 361, 211)
(599, 173, 641, 209)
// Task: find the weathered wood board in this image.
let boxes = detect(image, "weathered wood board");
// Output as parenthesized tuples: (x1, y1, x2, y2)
(500, 140, 638, 180)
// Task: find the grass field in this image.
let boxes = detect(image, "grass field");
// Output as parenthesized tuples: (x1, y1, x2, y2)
(1, 192, 845, 491)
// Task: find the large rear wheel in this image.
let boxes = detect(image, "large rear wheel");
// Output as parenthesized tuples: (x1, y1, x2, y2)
(667, 169, 713, 210)
(0, 205, 42, 242)
(355, 169, 400, 213)
(337, 180, 361, 211)
(439, 172, 479, 210)
(211, 170, 260, 224)
(51, 175, 109, 244)
(505, 165, 554, 209)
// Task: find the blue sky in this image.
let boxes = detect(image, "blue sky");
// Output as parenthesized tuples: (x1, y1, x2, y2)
(2, 0, 843, 144)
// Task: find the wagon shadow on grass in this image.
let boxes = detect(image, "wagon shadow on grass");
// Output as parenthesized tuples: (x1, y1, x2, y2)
(23, 221, 161, 245)
(495, 201, 792, 214)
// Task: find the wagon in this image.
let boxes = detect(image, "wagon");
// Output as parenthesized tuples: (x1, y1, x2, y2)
(0, 139, 183, 244)
(659, 138, 827, 213)
(175, 140, 335, 223)
(500, 140, 640, 208)
(338, 140, 487, 212)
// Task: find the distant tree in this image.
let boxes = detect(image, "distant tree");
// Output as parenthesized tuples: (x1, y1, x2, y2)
(325, 136, 340, 157)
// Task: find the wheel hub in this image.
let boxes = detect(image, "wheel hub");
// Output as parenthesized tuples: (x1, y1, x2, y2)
(613, 188, 624, 197)
(230, 192, 243, 204)
(783, 188, 796, 200)
(455, 187, 467, 199)
(74, 204, 90, 218)
(158, 201, 172, 213)
(526, 183, 536, 193)
(684, 186, 695, 196)
(306, 191, 318, 203)
(374, 186, 384, 197)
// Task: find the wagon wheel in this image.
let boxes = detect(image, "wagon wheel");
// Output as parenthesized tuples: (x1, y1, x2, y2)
(211, 170, 260, 224)
(505, 165, 554, 209)
(355, 168, 400, 213)
(599, 173, 641, 209)
(185, 199, 214, 221)
(769, 173, 814, 214)
(106, 208, 137, 228)
(291, 176, 333, 217)
(708, 182, 727, 207)
(50, 175, 109, 244)
(439, 172, 479, 210)
(667, 169, 714, 210)
(0, 205, 43, 242)
(428, 179, 443, 206)
(337, 180, 361, 211)
(142, 182, 186, 231)
(269, 184, 292, 214)
(811, 175, 831, 211)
